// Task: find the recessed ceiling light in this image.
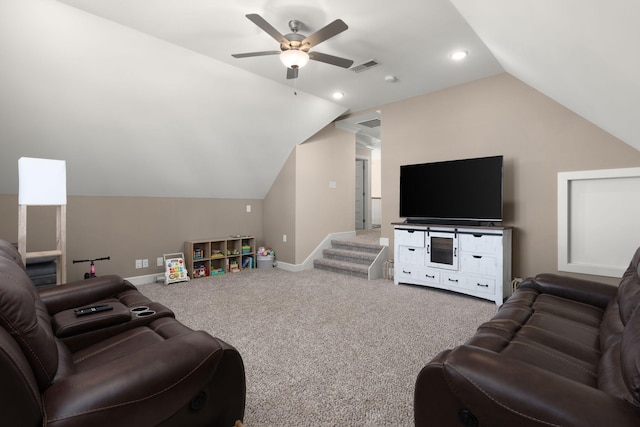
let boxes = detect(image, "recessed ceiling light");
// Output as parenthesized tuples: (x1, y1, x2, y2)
(450, 50, 468, 60)
(332, 91, 344, 100)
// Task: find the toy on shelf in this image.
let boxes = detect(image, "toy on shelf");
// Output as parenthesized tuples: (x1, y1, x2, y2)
(242, 257, 254, 269)
(211, 249, 224, 259)
(194, 248, 204, 260)
(193, 264, 209, 278)
(229, 260, 240, 273)
(210, 267, 225, 276)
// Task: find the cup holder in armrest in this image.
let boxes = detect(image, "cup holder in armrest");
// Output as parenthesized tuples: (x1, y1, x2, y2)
(130, 306, 156, 317)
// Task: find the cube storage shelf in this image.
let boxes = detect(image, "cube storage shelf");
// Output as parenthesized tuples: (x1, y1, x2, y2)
(184, 236, 256, 279)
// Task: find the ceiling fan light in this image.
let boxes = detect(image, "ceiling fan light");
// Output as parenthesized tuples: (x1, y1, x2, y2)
(280, 49, 309, 69)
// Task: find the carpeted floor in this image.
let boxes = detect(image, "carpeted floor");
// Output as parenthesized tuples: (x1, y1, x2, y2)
(139, 266, 498, 426)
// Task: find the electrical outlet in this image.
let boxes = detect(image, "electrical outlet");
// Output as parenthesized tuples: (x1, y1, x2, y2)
(142, 259, 149, 268)
(135, 259, 142, 269)
(246, 204, 251, 213)
(157, 257, 163, 267)
(283, 234, 287, 243)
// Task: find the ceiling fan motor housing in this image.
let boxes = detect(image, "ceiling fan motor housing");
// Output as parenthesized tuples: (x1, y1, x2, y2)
(281, 32, 306, 52)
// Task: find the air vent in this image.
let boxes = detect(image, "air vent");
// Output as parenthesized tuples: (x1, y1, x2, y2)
(351, 59, 380, 73)
(358, 118, 381, 128)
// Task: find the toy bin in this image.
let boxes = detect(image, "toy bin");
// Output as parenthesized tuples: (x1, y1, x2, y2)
(257, 255, 274, 269)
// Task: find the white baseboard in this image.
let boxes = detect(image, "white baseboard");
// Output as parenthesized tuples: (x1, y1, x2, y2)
(128, 230, 357, 280)
(276, 230, 356, 272)
(275, 261, 304, 272)
(125, 273, 165, 286)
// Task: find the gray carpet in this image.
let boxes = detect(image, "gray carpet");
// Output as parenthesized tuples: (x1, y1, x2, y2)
(139, 267, 498, 426)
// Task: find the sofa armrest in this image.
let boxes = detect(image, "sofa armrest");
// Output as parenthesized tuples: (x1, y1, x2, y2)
(442, 345, 639, 427)
(38, 275, 137, 314)
(43, 331, 226, 427)
(519, 273, 617, 309)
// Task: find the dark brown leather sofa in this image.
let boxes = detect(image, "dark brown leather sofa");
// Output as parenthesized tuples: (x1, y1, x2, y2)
(0, 239, 245, 427)
(415, 247, 640, 427)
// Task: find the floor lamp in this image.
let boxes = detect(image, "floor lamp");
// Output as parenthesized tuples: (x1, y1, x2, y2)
(18, 157, 67, 285)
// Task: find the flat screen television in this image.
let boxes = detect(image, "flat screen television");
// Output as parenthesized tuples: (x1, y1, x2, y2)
(399, 155, 503, 224)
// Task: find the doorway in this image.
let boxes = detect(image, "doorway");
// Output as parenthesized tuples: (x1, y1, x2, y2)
(355, 158, 366, 229)
(335, 111, 382, 232)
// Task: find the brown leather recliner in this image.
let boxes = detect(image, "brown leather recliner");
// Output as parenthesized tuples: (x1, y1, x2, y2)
(0, 239, 245, 427)
(415, 246, 640, 426)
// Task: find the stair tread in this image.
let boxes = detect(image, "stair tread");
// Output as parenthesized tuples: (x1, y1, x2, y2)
(331, 240, 383, 251)
(313, 237, 385, 280)
(323, 248, 378, 260)
(313, 258, 369, 273)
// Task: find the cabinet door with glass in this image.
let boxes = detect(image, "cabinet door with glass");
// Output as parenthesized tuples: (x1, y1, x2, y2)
(426, 231, 458, 271)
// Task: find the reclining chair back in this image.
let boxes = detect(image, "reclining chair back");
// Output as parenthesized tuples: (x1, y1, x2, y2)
(598, 246, 640, 407)
(0, 244, 57, 424)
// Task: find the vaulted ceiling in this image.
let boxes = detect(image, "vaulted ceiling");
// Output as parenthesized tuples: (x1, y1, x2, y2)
(1, 0, 637, 199)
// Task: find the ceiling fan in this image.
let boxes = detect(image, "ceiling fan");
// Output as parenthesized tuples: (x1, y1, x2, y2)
(232, 14, 354, 79)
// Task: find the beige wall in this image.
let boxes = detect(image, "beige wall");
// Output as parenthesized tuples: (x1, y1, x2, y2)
(4, 72, 638, 284)
(0, 195, 263, 281)
(381, 73, 640, 284)
(295, 126, 355, 263)
(263, 124, 355, 265)
(263, 151, 296, 263)
(263, 125, 355, 265)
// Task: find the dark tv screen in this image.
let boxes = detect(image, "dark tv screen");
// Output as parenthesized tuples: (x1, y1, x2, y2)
(399, 155, 503, 223)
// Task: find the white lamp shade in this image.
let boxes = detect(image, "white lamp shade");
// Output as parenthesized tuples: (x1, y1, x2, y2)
(18, 157, 67, 205)
(280, 49, 309, 69)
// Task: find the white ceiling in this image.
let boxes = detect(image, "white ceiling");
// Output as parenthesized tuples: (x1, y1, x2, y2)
(54, 0, 504, 114)
(1, 0, 638, 199)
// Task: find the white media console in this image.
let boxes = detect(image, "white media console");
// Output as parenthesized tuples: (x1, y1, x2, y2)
(393, 224, 512, 306)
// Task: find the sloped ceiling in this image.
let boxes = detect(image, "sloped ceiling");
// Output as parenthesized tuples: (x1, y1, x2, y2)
(449, 0, 640, 151)
(0, 0, 348, 199)
(1, 0, 638, 200)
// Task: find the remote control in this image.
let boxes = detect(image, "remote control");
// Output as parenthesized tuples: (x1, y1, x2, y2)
(74, 304, 113, 316)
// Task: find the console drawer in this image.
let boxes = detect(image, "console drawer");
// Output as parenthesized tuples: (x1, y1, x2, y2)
(441, 272, 466, 289)
(418, 268, 440, 285)
(460, 253, 498, 276)
(395, 264, 420, 282)
(395, 229, 425, 247)
(464, 276, 496, 294)
(397, 246, 425, 265)
(460, 233, 501, 255)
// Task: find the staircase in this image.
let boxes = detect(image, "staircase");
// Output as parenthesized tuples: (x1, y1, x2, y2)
(313, 239, 388, 280)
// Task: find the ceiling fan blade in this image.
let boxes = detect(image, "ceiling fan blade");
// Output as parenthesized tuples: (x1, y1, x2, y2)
(309, 51, 354, 69)
(287, 67, 299, 79)
(301, 19, 348, 48)
(246, 14, 289, 45)
(232, 51, 281, 58)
